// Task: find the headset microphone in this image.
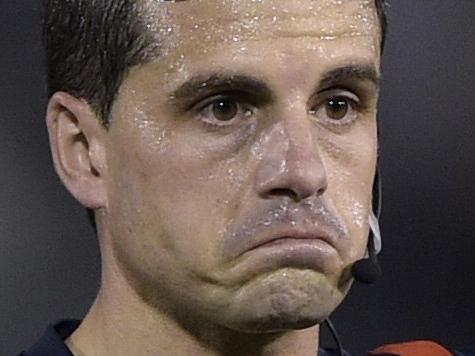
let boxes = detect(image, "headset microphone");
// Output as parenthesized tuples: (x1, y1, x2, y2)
(351, 169, 383, 284)
(351, 213, 382, 284)
(325, 171, 383, 356)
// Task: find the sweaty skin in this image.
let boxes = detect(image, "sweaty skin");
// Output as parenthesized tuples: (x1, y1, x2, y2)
(61, 1, 381, 355)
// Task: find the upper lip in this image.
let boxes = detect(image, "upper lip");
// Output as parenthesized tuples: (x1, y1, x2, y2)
(237, 224, 338, 258)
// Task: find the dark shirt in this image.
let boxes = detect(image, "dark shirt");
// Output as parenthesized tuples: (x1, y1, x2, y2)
(18, 320, 474, 356)
(18, 320, 78, 356)
(18, 320, 343, 356)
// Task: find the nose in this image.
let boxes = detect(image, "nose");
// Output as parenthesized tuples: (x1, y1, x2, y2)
(254, 119, 328, 202)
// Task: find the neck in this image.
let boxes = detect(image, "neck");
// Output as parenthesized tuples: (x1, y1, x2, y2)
(67, 243, 320, 356)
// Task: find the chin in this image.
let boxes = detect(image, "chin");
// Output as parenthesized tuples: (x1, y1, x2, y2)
(221, 268, 345, 333)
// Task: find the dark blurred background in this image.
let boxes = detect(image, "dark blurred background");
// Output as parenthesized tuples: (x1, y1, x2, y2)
(1, 1, 474, 355)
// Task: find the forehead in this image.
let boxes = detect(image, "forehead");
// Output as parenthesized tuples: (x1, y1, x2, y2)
(139, 0, 380, 60)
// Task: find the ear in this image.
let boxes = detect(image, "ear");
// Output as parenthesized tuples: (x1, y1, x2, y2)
(46, 92, 108, 209)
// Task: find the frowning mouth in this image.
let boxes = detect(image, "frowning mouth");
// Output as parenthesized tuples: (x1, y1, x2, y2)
(222, 199, 349, 274)
(235, 225, 339, 259)
(251, 235, 333, 250)
(243, 230, 333, 253)
(225, 225, 343, 276)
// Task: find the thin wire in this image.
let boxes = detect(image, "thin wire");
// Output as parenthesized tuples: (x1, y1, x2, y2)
(323, 169, 383, 355)
(376, 166, 383, 218)
(324, 318, 344, 356)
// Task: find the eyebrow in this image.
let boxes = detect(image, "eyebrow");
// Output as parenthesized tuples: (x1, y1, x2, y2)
(318, 64, 381, 91)
(168, 74, 274, 108)
(168, 64, 380, 109)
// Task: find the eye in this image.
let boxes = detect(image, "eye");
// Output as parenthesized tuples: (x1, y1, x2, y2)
(210, 98, 239, 121)
(326, 97, 351, 120)
(199, 96, 253, 126)
(309, 94, 359, 125)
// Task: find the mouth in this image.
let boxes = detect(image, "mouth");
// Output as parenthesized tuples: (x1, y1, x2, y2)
(222, 201, 349, 275)
(226, 225, 343, 276)
(237, 225, 338, 258)
(248, 229, 335, 253)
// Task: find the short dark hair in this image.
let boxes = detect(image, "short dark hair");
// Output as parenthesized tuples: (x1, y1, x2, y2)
(42, 0, 387, 232)
(42, 0, 149, 125)
(42, 0, 388, 125)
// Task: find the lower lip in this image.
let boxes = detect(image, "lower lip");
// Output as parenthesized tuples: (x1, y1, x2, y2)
(237, 238, 339, 273)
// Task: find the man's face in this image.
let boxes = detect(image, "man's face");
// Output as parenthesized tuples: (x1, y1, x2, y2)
(104, 0, 380, 332)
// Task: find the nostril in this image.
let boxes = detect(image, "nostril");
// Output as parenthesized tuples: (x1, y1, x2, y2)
(317, 187, 326, 196)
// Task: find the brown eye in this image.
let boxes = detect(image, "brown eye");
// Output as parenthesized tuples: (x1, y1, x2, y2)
(326, 97, 350, 120)
(199, 96, 254, 128)
(212, 98, 239, 121)
(309, 92, 359, 127)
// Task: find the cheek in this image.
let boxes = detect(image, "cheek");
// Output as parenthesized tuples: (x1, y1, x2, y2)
(320, 125, 377, 261)
(107, 119, 256, 272)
